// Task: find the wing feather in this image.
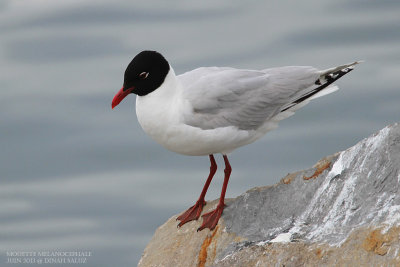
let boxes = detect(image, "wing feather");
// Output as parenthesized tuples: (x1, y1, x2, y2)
(178, 66, 320, 130)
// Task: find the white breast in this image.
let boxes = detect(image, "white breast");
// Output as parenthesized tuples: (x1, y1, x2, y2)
(136, 68, 181, 142)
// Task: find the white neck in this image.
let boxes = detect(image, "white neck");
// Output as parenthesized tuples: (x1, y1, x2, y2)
(144, 66, 179, 99)
(135, 66, 182, 140)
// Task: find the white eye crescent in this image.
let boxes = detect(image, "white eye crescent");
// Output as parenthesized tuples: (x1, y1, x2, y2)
(139, 72, 149, 79)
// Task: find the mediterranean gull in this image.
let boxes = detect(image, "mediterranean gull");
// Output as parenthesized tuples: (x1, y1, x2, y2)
(111, 50, 361, 231)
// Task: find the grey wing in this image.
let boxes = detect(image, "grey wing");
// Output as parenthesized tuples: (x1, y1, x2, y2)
(179, 66, 320, 130)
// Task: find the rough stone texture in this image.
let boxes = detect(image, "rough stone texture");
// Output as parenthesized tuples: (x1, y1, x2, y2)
(138, 123, 400, 267)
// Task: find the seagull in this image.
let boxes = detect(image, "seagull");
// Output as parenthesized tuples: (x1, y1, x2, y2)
(112, 50, 360, 231)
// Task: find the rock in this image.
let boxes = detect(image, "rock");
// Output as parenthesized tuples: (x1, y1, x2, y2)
(138, 123, 400, 267)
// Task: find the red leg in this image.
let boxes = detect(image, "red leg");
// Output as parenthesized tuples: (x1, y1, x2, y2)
(198, 155, 231, 231)
(177, 155, 217, 227)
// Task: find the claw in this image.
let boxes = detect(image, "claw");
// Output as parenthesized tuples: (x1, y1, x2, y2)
(176, 200, 206, 227)
(197, 204, 224, 231)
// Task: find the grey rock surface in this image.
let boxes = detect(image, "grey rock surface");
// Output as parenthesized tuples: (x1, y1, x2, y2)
(139, 123, 400, 267)
(223, 122, 400, 246)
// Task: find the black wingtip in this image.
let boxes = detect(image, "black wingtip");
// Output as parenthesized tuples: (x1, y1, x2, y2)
(280, 67, 355, 112)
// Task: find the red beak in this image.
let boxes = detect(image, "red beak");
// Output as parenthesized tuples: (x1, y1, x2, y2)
(112, 86, 134, 109)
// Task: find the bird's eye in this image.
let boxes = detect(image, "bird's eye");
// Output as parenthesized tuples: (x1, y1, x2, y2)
(139, 72, 149, 79)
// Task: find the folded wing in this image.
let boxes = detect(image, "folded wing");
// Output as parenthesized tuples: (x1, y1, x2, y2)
(178, 63, 358, 131)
